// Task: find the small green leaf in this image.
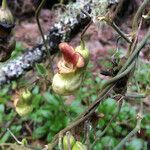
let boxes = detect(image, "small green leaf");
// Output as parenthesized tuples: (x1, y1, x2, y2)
(44, 92, 59, 106)
(35, 63, 47, 76)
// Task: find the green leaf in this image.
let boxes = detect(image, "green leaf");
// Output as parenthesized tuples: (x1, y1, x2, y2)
(33, 125, 49, 139)
(101, 136, 118, 148)
(93, 143, 103, 150)
(0, 132, 10, 143)
(0, 104, 4, 112)
(98, 98, 117, 115)
(126, 139, 143, 150)
(11, 42, 24, 58)
(44, 92, 59, 106)
(35, 63, 47, 76)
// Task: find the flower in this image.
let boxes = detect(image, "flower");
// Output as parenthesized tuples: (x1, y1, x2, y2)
(52, 42, 89, 95)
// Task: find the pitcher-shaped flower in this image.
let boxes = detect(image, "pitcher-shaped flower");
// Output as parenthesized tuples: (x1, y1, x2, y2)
(52, 42, 90, 95)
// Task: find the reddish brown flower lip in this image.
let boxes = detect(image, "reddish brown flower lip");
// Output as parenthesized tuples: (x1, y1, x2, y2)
(59, 42, 85, 68)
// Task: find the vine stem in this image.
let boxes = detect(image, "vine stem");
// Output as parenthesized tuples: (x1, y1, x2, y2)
(101, 62, 135, 89)
(35, 0, 54, 76)
(119, 27, 150, 73)
(132, 0, 150, 33)
(97, 17, 131, 43)
(80, 10, 92, 49)
(113, 102, 143, 150)
(111, 22, 131, 43)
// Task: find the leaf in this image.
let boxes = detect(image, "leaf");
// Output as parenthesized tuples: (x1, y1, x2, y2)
(0, 104, 4, 112)
(0, 132, 10, 143)
(44, 92, 59, 107)
(33, 125, 49, 139)
(126, 139, 144, 150)
(98, 98, 117, 115)
(101, 136, 118, 148)
(35, 63, 47, 76)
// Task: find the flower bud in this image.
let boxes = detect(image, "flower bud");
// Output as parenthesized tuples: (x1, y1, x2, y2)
(0, 0, 15, 62)
(63, 132, 76, 150)
(72, 141, 87, 150)
(16, 104, 33, 117)
(0, 0, 14, 37)
(15, 90, 33, 116)
(22, 90, 32, 102)
(75, 45, 90, 66)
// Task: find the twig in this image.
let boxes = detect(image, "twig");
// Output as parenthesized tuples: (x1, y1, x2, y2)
(127, 18, 143, 56)
(132, 0, 150, 33)
(119, 27, 150, 73)
(66, 132, 71, 150)
(111, 22, 131, 43)
(111, 0, 125, 21)
(125, 93, 146, 99)
(0, 143, 30, 150)
(98, 16, 131, 43)
(7, 128, 22, 145)
(101, 61, 135, 89)
(113, 102, 143, 150)
(0, 143, 41, 150)
(84, 120, 91, 150)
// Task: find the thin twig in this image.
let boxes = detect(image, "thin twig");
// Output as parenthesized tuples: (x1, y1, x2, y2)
(111, 0, 125, 21)
(7, 128, 22, 145)
(84, 120, 91, 150)
(127, 19, 143, 56)
(132, 0, 150, 33)
(125, 93, 146, 99)
(119, 28, 150, 73)
(98, 16, 131, 43)
(101, 61, 135, 89)
(35, 0, 54, 76)
(111, 22, 131, 43)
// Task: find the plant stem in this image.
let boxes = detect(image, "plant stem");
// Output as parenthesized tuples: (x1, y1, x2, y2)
(132, 0, 150, 33)
(80, 10, 92, 49)
(35, 0, 54, 76)
(119, 28, 150, 73)
(102, 62, 135, 89)
(98, 16, 131, 43)
(111, 22, 131, 43)
(2, 0, 7, 9)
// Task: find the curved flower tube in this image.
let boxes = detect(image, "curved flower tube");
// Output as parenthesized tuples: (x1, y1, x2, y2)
(52, 42, 90, 95)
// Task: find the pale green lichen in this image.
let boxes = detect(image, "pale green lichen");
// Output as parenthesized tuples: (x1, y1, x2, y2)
(56, 0, 109, 24)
